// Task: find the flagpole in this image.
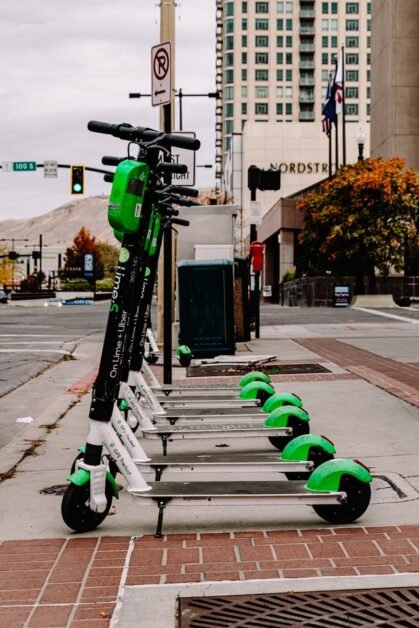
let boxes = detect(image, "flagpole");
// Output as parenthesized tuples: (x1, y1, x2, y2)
(335, 116, 339, 174)
(341, 44, 346, 166)
(328, 126, 332, 177)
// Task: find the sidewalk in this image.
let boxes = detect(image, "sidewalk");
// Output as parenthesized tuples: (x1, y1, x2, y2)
(0, 313, 418, 626)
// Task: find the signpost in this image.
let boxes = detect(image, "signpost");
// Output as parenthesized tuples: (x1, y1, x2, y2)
(12, 161, 37, 172)
(151, 42, 172, 107)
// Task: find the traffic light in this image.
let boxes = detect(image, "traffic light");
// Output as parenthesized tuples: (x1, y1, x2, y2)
(70, 165, 85, 194)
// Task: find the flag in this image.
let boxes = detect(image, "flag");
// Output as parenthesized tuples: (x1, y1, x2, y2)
(334, 51, 343, 114)
(322, 74, 337, 136)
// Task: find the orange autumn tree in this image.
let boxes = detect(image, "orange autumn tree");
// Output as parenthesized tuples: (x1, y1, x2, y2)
(297, 157, 419, 293)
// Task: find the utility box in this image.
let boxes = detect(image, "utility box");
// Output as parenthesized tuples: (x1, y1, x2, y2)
(177, 260, 235, 358)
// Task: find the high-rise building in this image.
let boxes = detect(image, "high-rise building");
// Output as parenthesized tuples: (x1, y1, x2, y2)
(216, 0, 372, 217)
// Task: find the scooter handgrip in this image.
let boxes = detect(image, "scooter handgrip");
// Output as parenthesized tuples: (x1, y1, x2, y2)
(102, 156, 125, 166)
(163, 134, 201, 151)
(104, 174, 114, 183)
(88, 120, 119, 135)
(173, 186, 199, 197)
(172, 218, 190, 227)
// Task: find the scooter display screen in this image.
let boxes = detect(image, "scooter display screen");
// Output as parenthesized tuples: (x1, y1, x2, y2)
(127, 177, 144, 197)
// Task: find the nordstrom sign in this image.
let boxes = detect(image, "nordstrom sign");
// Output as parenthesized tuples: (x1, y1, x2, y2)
(270, 162, 329, 174)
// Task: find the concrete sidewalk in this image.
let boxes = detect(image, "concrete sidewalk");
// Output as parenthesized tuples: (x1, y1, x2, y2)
(0, 313, 418, 626)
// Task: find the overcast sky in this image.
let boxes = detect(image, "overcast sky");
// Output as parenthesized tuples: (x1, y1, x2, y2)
(0, 0, 215, 220)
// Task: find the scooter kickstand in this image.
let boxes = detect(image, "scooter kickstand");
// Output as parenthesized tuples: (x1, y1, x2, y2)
(154, 497, 172, 538)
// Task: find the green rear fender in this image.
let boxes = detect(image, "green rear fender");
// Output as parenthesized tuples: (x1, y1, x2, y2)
(67, 468, 119, 499)
(176, 345, 192, 357)
(262, 392, 303, 413)
(240, 381, 275, 401)
(239, 371, 271, 388)
(280, 434, 336, 462)
(305, 459, 372, 492)
(264, 406, 310, 428)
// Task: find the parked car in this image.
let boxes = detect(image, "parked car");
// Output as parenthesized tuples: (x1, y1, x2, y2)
(0, 290, 8, 304)
(44, 297, 63, 307)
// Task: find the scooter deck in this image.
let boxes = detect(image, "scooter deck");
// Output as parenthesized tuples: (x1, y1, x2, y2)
(132, 480, 342, 502)
(154, 406, 264, 418)
(153, 383, 239, 393)
(159, 399, 259, 409)
(136, 452, 313, 480)
(152, 412, 265, 425)
(155, 389, 239, 400)
(142, 423, 289, 438)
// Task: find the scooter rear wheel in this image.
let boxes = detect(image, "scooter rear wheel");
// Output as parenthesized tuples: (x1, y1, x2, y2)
(61, 481, 114, 533)
(312, 475, 371, 524)
(268, 415, 310, 451)
(145, 354, 159, 364)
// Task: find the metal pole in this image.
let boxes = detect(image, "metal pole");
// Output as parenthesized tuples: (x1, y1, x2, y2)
(178, 88, 183, 131)
(39, 234, 43, 276)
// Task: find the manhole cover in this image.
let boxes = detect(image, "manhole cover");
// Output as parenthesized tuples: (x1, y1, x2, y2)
(40, 484, 68, 495)
(179, 587, 419, 627)
(187, 363, 330, 378)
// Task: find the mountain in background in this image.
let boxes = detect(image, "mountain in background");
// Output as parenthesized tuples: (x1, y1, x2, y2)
(0, 196, 118, 249)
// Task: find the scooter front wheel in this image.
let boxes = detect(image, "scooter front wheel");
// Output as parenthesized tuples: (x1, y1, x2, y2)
(61, 481, 114, 533)
(268, 415, 310, 451)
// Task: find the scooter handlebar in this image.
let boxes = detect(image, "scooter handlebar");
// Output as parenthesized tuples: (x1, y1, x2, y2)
(88, 120, 200, 151)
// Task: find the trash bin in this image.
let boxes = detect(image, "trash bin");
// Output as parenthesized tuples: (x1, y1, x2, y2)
(177, 260, 235, 358)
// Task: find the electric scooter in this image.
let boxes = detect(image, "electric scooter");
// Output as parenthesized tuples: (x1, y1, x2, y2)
(62, 120, 372, 536)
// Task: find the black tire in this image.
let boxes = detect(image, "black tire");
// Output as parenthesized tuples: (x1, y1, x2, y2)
(145, 354, 159, 364)
(256, 388, 273, 405)
(312, 474, 371, 524)
(179, 354, 191, 367)
(285, 445, 335, 481)
(268, 415, 310, 451)
(61, 480, 114, 533)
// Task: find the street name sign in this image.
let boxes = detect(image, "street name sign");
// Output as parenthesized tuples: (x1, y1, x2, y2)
(151, 41, 172, 107)
(13, 161, 37, 172)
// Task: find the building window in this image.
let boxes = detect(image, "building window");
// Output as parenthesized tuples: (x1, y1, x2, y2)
(367, 86, 371, 99)
(285, 86, 292, 98)
(255, 52, 269, 64)
(277, 2, 284, 12)
(225, 19, 234, 33)
(367, 103, 371, 115)
(277, 19, 283, 29)
(255, 86, 268, 98)
(286, 19, 293, 30)
(241, 102, 247, 114)
(277, 69, 283, 80)
(225, 35, 234, 50)
(367, 52, 371, 65)
(346, 36, 359, 48)
(286, 52, 292, 64)
(225, 103, 234, 117)
(331, 35, 338, 48)
(225, 2, 234, 16)
(255, 2, 269, 13)
(367, 2, 371, 14)
(242, 86, 247, 97)
(346, 19, 359, 31)
(322, 19, 329, 31)
(322, 2, 328, 14)
(330, 19, 338, 31)
(242, 68, 247, 80)
(255, 103, 268, 114)
(242, 1, 248, 12)
(321, 69, 329, 81)
(322, 36, 328, 48)
(225, 52, 234, 66)
(277, 35, 283, 46)
(255, 69, 269, 80)
(242, 52, 247, 64)
(286, 35, 292, 47)
(367, 69, 371, 81)
(331, 2, 338, 13)
(346, 53, 359, 64)
(286, 68, 292, 81)
(225, 69, 234, 83)
(285, 103, 292, 115)
(322, 53, 329, 64)
(276, 86, 283, 97)
(346, 69, 359, 81)
(224, 86, 233, 99)
(242, 18, 247, 30)
(286, 2, 293, 13)
(242, 35, 247, 47)
(367, 36, 371, 48)
(256, 18, 269, 30)
(277, 52, 283, 64)
(256, 35, 269, 46)
(367, 19, 371, 31)
(346, 86, 358, 98)
(346, 103, 358, 115)
(346, 2, 359, 13)
(276, 103, 283, 114)
(225, 120, 233, 134)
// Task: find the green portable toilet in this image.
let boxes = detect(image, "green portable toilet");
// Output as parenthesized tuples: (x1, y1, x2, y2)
(177, 260, 235, 358)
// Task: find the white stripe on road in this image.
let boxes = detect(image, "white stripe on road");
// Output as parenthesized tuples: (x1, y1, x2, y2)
(353, 307, 419, 325)
(0, 349, 73, 355)
(0, 341, 70, 344)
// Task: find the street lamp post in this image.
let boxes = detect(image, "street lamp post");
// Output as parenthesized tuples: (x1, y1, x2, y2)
(129, 90, 221, 132)
(356, 128, 366, 162)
